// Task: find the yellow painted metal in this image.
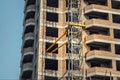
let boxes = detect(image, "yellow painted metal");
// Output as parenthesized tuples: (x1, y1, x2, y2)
(68, 22, 86, 28)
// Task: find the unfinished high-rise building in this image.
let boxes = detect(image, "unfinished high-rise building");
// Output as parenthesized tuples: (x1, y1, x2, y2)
(20, 0, 120, 80)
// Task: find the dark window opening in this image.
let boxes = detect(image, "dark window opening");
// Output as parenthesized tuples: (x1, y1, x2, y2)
(84, 0, 107, 6)
(86, 76, 113, 80)
(89, 59, 112, 68)
(24, 40, 34, 48)
(22, 55, 33, 64)
(118, 77, 120, 80)
(25, 11, 35, 20)
(88, 42, 111, 51)
(24, 25, 35, 34)
(66, 77, 81, 80)
(66, 0, 70, 7)
(26, 0, 36, 6)
(66, 44, 69, 53)
(112, 0, 120, 9)
(116, 61, 120, 71)
(47, 0, 58, 8)
(66, 60, 79, 70)
(88, 26, 109, 35)
(46, 42, 58, 53)
(114, 29, 120, 39)
(46, 27, 58, 37)
(113, 14, 120, 24)
(45, 76, 58, 80)
(22, 70, 32, 79)
(45, 59, 58, 70)
(85, 12, 108, 20)
(66, 13, 71, 22)
(33, 64, 37, 79)
(46, 12, 58, 22)
(115, 44, 120, 55)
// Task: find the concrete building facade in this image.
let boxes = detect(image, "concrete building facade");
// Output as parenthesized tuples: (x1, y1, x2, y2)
(20, 0, 120, 80)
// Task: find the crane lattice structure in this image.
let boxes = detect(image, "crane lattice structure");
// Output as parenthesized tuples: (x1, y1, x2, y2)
(67, 0, 85, 79)
(46, 0, 85, 80)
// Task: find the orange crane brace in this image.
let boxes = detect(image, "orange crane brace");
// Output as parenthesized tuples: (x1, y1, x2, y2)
(51, 41, 67, 53)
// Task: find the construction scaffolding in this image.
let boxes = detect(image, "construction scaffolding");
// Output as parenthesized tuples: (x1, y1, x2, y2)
(67, 23, 85, 80)
(67, 0, 84, 80)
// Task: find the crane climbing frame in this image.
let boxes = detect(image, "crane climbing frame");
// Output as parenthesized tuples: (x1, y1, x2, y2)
(45, 0, 86, 80)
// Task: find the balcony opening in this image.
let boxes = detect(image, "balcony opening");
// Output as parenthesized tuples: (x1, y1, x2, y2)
(116, 61, 120, 71)
(86, 75, 113, 80)
(46, 27, 58, 37)
(88, 42, 111, 51)
(45, 59, 58, 70)
(22, 70, 32, 79)
(24, 25, 35, 34)
(115, 44, 120, 55)
(47, 0, 58, 8)
(66, 59, 79, 70)
(87, 26, 109, 35)
(25, 11, 35, 20)
(46, 12, 58, 22)
(84, 0, 107, 6)
(26, 0, 36, 6)
(112, 0, 120, 9)
(22, 55, 33, 64)
(45, 76, 58, 80)
(24, 40, 34, 48)
(88, 59, 112, 68)
(113, 14, 120, 24)
(46, 42, 58, 54)
(114, 29, 120, 39)
(22, 70, 32, 80)
(85, 11, 108, 20)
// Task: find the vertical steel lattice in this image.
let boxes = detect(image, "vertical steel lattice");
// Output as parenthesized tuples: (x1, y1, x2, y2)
(67, 0, 83, 80)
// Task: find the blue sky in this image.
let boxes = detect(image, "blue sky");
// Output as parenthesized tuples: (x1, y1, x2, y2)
(0, 0, 24, 79)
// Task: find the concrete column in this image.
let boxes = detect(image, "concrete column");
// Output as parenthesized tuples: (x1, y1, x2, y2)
(112, 60, 116, 71)
(108, 0, 112, 8)
(109, 28, 114, 38)
(111, 44, 116, 71)
(113, 77, 118, 80)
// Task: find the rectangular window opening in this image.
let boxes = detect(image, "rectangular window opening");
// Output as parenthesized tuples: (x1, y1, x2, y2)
(46, 12, 58, 22)
(112, 0, 120, 9)
(47, 0, 58, 8)
(85, 12, 108, 20)
(46, 27, 58, 37)
(113, 14, 120, 24)
(116, 61, 120, 71)
(115, 44, 120, 55)
(45, 59, 58, 70)
(88, 42, 111, 51)
(66, 59, 79, 70)
(114, 29, 120, 39)
(46, 42, 58, 54)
